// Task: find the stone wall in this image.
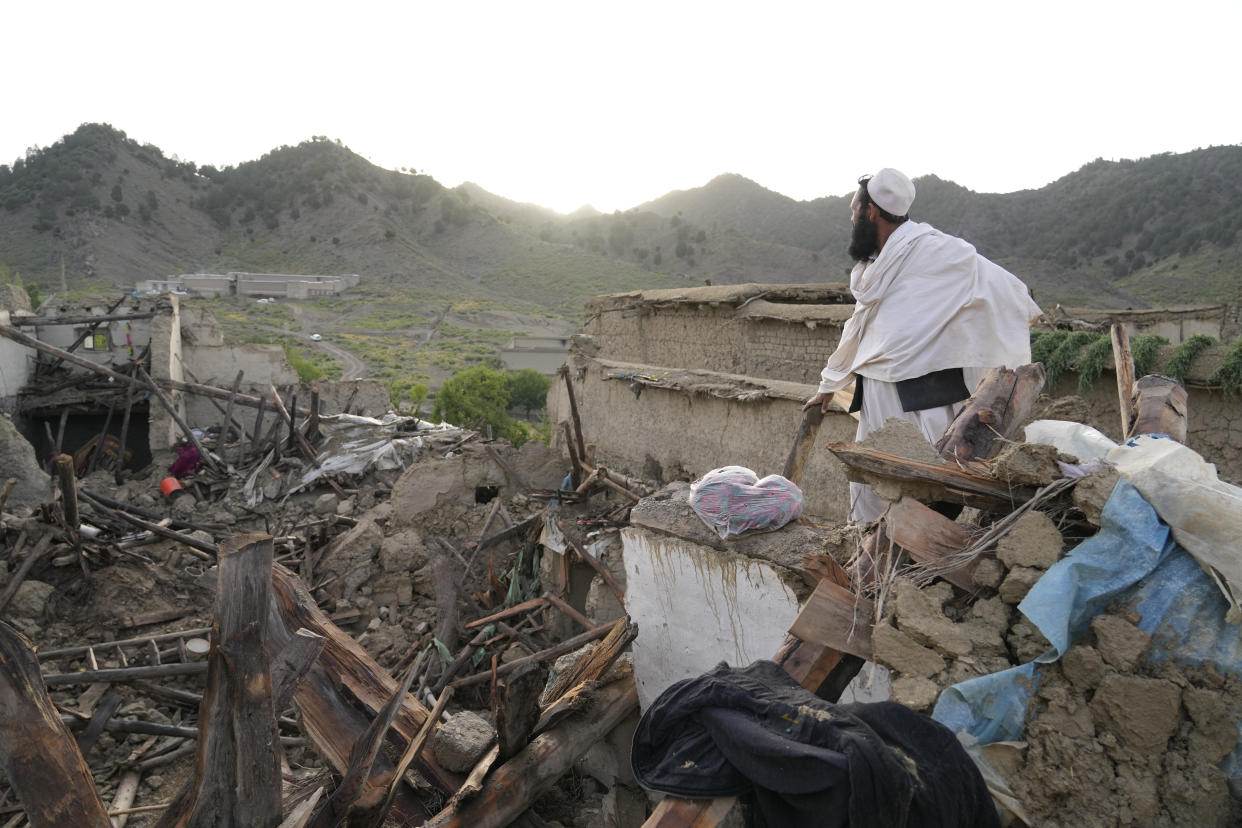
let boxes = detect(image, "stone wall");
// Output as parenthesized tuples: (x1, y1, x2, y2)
(582, 284, 852, 384)
(551, 356, 858, 521)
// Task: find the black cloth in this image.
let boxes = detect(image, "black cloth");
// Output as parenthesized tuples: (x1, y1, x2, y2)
(848, 368, 971, 415)
(632, 660, 999, 828)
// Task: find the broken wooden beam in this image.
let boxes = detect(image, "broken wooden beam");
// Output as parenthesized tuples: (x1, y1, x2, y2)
(826, 441, 1035, 509)
(782, 406, 824, 485)
(1127, 374, 1188, 443)
(0, 535, 54, 616)
(264, 565, 461, 806)
(424, 679, 638, 828)
(11, 310, 156, 327)
(155, 534, 283, 828)
(1111, 323, 1136, 439)
(450, 620, 622, 691)
(935, 364, 1045, 463)
(0, 620, 112, 826)
(885, 497, 981, 592)
(786, 578, 874, 660)
(42, 660, 209, 686)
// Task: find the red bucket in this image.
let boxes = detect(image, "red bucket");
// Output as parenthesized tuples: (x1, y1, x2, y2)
(160, 476, 183, 498)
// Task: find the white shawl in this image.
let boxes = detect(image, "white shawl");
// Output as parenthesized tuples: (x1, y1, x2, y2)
(818, 221, 1043, 394)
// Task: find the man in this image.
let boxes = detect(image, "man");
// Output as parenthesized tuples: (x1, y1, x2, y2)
(804, 169, 1042, 523)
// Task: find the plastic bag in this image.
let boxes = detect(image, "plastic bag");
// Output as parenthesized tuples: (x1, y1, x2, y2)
(688, 465, 804, 540)
(1022, 419, 1117, 463)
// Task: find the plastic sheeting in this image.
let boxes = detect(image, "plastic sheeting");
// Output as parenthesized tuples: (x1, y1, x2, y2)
(1023, 421, 1242, 617)
(933, 479, 1242, 779)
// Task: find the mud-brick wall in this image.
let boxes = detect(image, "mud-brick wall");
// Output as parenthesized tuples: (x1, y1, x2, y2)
(584, 303, 847, 385)
(552, 357, 858, 520)
(1046, 373, 1242, 485)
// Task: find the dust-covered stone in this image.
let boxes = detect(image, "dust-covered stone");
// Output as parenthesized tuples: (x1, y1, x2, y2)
(872, 623, 946, 677)
(1090, 614, 1151, 672)
(1091, 674, 1181, 754)
(430, 710, 497, 772)
(995, 511, 1063, 570)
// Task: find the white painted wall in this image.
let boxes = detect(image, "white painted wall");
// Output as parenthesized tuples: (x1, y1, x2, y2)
(621, 526, 803, 710)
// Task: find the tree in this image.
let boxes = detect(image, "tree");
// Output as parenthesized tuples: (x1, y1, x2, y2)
(433, 365, 525, 445)
(504, 369, 552, 419)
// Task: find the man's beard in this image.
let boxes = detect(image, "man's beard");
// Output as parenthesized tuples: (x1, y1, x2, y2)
(848, 211, 879, 262)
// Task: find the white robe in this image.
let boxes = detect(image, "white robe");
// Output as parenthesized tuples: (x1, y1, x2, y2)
(818, 221, 1043, 395)
(819, 221, 1043, 523)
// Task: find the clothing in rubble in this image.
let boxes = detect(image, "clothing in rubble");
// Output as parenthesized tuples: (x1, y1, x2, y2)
(632, 659, 999, 828)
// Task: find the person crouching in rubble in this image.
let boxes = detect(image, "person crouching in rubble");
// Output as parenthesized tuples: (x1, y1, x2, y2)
(168, 441, 201, 479)
(803, 168, 1043, 524)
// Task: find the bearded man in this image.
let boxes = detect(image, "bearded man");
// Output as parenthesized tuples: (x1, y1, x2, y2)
(803, 169, 1043, 523)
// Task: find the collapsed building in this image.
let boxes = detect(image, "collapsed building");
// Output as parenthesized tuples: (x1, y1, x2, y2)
(0, 282, 1240, 827)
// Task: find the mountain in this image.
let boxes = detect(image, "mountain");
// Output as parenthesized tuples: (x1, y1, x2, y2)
(2, 124, 1240, 315)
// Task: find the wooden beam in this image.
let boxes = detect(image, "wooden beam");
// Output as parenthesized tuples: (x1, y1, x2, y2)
(423, 680, 638, 828)
(1111, 323, 1136, 439)
(826, 441, 1034, 508)
(155, 534, 282, 828)
(1127, 374, 1188, 443)
(787, 578, 874, 660)
(12, 310, 156, 327)
(935, 364, 1046, 463)
(781, 407, 823, 485)
(0, 621, 112, 826)
(886, 497, 979, 592)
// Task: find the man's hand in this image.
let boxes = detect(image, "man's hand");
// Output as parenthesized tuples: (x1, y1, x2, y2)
(802, 392, 834, 413)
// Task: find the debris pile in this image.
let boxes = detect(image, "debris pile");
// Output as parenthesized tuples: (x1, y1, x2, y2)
(0, 338, 651, 826)
(812, 356, 1242, 826)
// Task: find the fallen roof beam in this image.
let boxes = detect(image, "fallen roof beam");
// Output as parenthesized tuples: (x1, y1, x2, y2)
(11, 311, 157, 326)
(826, 441, 1035, 509)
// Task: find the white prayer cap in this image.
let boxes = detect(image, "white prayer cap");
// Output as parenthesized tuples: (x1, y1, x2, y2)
(867, 168, 915, 216)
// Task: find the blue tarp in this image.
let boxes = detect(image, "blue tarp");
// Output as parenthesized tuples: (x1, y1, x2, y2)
(933, 478, 1242, 775)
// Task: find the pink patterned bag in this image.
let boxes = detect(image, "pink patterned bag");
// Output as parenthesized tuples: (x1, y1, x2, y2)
(689, 465, 804, 540)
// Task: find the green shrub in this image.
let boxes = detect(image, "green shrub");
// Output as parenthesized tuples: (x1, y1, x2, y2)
(1163, 334, 1217, 381)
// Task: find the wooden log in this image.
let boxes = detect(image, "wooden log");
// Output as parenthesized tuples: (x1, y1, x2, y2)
(465, 596, 547, 630)
(87, 507, 217, 560)
(826, 442, 1035, 508)
(781, 407, 823, 485)
(558, 366, 589, 480)
(561, 422, 582, 489)
(493, 662, 545, 760)
(0, 620, 111, 827)
(249, 398, 267, 462)
(306, 386, 321, 444)
(42, 662, 208, 687)
(154, 534, 282, 828)
(306, 650, 424, 827)
(12, 310, 155, 327)
(424, 679, 638, 828)
(75, 690, 124, 755)
(935, 364, 1046, 463)
(55, 454, 80, 530)
(270, 628, 327, 713)
(0, 535, 53, 616)
(263, 565, 460, 805)
(1127, 374, 1188, 443)
(1111, 323, 1136, 439)
(540, 617, 636, 708)
(269, 384, 318, 465)
(219, 370, 244, 456)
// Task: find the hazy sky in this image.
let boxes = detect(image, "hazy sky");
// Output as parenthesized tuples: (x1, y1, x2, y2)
(6, 1, 1240, 213)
